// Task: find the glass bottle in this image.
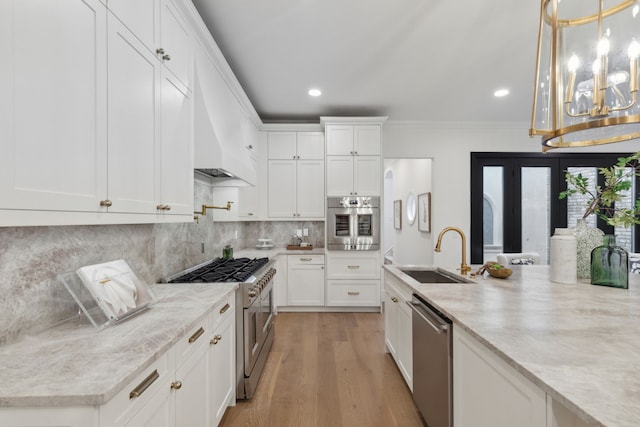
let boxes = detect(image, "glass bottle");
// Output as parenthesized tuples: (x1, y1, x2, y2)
(590, 235, 628, 289)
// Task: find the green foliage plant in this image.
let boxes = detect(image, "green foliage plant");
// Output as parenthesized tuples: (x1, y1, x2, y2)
(559, 151, 640, 228)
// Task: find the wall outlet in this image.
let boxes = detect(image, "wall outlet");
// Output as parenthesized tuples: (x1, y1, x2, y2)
(296, 229, 303, 237)
(234, 230, 238, 239)
(303, 228, 309, 236)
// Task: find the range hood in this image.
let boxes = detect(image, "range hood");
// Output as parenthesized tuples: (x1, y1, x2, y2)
(193, 46, 256, 187)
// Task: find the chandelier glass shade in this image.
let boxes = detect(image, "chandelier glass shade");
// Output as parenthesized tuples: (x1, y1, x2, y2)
(530, 0, 640, 151)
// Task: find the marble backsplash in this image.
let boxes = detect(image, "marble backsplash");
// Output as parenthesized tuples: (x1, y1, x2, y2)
(0, 176, 324, 345)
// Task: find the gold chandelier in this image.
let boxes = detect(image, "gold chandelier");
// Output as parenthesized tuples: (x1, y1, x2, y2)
(530, 0, 640, 151)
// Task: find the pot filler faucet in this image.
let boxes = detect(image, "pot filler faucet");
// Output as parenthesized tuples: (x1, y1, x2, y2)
(434, 226, 472, 276)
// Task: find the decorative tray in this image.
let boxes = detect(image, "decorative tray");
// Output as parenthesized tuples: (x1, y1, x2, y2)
(286, 245, 313, 250)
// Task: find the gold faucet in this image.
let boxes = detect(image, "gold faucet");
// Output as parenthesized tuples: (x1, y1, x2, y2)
(435, 226, 472, 275)
(194, 201, 233, 216)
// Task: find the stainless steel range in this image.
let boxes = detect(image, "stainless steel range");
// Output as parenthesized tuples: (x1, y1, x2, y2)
(167, 256, 276, 399)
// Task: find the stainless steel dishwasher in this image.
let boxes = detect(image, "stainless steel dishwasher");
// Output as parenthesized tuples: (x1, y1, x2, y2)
(407, 294, 452, 427)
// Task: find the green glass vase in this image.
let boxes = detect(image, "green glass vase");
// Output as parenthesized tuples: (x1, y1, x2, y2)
(590, 235, 628, 289)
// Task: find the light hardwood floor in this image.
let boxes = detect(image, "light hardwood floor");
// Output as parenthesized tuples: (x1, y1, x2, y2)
(221, 312, 425, 427)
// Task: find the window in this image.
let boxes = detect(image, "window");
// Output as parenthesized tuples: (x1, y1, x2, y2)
(470, 152, 640, 264)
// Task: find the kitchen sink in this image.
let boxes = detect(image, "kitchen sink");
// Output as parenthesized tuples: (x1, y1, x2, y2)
(399, 268, 472, 284)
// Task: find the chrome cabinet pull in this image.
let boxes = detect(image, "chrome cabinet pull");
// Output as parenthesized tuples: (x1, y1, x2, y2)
(210, 334, 222, 345)
(129, 370, 159, 399)
(162, 54, 171, 61)
(188, 327, 205, 343)
(99, 200, 112, 207)
(219, 303, 231, 314)
(156, 48, 165, 54)
(170, 381, 182, 390)
(347, 291, 360, 296)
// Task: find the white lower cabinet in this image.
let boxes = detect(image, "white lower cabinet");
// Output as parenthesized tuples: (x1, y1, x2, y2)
(453, 325, 546, 427)
(273, 255, 288, 311)
(209, 297, 236, 426)
(1, 294, 237, 427)
(325, 252, 380, 308)
(383, 271, 412, 390)
(287, 255, 325, 306)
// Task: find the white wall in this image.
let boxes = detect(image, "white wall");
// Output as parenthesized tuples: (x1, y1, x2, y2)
(382, 121, 640, 269)
(384, 158, 432, 265)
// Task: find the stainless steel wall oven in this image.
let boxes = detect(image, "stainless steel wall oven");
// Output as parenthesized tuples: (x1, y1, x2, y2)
(327, 196, 380, 250)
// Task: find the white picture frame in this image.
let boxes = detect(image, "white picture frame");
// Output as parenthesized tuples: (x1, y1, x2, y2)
(393, 199, 402, 230)
(418, 192, 431, 232)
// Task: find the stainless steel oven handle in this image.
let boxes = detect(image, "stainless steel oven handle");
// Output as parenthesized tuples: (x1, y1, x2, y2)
(407, 301, 449, 334)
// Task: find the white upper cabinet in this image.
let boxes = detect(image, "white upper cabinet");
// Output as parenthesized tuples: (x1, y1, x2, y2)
(324, 121, 384, 197)
(267, 131, 325, 219)
(0, 0, 108, 214)
(0, 0, 194, 225)
(268, 132, 324, 160)
(107, 17, 159, 214)
(325, 125, 381, 156)
(108, 0, 191, 92)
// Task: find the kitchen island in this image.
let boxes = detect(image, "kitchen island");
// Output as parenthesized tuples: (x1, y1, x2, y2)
(384, 264, 640, 427)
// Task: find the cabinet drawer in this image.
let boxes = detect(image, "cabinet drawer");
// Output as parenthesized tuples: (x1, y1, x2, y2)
(175, 316, 209, 366)
(211, 293, 234, 329)
(327, 256, 380, 279)
(384, 270, 413, 302)
(100, 349, 173, 427)
(326, 280, 380, 306)
(288, 254, 324, 266)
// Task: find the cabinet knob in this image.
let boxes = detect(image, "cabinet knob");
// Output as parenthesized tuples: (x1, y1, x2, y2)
(210, 334, 223, 345)
(162, 54, 171, 61)
(100, 200, 112, 207)
(156, 48, 165, 54)
(171, 381, 182, 390)
(391, 296, 399, 303)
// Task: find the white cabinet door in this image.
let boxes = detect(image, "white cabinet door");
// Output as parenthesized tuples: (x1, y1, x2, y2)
(397, 297, 413, 390)
(107, 16, 159, 214)
(384, 288, 399, 358)
(296, 132, 325, 159)
(296, 160, 325, 218)
(288, 263, 325, 306)
(354, 125, 381, 155)
(174, 343, 209, 427)
(209, 311, 235, 426)
(268, 160, 297, 217)
(354, 156, 381, 196)
(159, 0, 191, 91)
(453, 326, 546, 427)
(267, 132, 297, 159)
(326, 156, 355, 196)
(159, 75, 192, 216)
(107, 0, 158, 51)
(325, 125, 354, 155)
(0, 0, 108, 212)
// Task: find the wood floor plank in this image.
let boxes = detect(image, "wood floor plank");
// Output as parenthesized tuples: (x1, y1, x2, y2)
(220, 312, 425, 427)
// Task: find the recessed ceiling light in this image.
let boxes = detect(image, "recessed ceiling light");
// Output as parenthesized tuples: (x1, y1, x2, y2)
(308, 88, 322, 97)
(494, 89, 510, 97)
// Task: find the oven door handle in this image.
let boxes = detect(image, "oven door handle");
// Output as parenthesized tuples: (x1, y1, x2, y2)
(407, 301, 449, 334)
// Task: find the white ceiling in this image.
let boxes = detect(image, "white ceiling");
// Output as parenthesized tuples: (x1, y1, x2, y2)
(191, 0, 541, 124)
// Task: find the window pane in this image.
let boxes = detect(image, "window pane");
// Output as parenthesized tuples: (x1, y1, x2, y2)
(522, 167, 551, 264)
(483, 167, 503, 262)
(614, 167, 634, 252)
(566, 167, 598, 228)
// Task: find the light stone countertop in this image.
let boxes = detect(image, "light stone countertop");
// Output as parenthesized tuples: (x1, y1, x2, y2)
(383, 264, 640, 427)
(0, 282, 237, 407)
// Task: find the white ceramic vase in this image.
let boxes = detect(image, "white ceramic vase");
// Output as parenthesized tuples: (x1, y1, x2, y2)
(550, 228, 577, 284)
(574, 218, 604, 280)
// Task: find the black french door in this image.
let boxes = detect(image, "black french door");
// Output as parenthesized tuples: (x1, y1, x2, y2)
(470, 152, 639, 265)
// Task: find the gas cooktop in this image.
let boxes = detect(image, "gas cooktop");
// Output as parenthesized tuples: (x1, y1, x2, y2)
(168, 257, 269, 283)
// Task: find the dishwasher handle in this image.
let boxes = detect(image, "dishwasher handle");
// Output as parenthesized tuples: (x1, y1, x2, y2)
(407, 300, 450, 334)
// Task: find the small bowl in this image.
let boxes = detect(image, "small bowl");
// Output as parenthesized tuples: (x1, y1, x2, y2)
(488, 266, 513, 279)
